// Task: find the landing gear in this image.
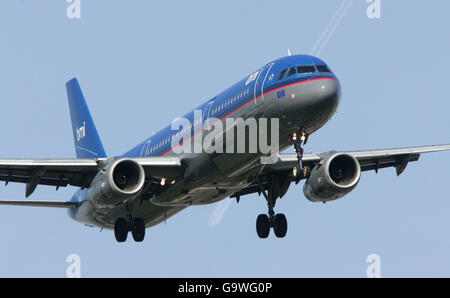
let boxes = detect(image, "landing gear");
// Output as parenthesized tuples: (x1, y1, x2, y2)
(255, 177, 289, 239)
(253, 131, 308, 239)
(114, 217, 146, 242)
(256, 212, 288, 239)
(292, 130, 308, 170)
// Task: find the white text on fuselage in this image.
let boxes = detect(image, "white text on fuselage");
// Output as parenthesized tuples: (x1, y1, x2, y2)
(245, 71, 260, 86)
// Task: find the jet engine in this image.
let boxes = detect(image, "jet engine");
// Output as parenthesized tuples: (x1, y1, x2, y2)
(303, 153, 361, 202)
(86, 158, 145, 207)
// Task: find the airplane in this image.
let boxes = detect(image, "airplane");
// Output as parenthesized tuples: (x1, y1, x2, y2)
(0, 54, 449, 242)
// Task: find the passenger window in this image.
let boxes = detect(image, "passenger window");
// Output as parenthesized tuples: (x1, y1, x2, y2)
(277, 69, 288, 81)
(287, 67, 297, 77)
(297, 65, 316, 74)
(316, 65, 331, 73)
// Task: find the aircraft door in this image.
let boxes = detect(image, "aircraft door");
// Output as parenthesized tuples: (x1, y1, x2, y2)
(203, 98, 215, 124)
(253, 62, 275, 105)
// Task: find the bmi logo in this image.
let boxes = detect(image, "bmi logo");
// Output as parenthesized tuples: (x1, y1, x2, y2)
(76, 122, 86, 142)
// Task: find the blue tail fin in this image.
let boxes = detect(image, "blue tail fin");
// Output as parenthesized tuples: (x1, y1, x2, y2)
(66, 78, 107, 159)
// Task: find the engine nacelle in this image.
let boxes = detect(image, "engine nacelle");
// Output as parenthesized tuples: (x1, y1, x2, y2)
(86, 158, 145, 207)
(303, 153, 361, 202)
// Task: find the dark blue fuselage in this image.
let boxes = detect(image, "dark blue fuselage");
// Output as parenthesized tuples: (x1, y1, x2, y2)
(124, 55, 338, 159)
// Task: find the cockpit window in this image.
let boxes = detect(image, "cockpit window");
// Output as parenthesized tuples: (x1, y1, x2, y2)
(286, 67, 297, 78)
(297, 65, 316, 74)
(277, 69, 288, 81)
(316, 65, 331, 73)
(277, 64, 330, 81)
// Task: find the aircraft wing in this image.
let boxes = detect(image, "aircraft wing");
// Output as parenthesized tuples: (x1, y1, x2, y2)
(0, 157, 183, 198)
(231, 144, 450, 199)
(0, 200, 79, 208)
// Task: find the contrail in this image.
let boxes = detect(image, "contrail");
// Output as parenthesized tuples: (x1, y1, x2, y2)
(208, 199, 232, 227)
(310, 0, 353, 57)
(310, 0, 348, 55)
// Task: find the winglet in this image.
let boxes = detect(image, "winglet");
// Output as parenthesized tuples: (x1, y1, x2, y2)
(66, 78, 107, 159)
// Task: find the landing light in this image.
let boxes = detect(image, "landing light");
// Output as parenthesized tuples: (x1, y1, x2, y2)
(160, 178, 166, 186)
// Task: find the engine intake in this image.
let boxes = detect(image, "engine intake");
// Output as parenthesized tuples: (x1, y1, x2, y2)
(86, 158, 145, 207)
(111, 160, 144, 193)
(303, 153, 360, 202)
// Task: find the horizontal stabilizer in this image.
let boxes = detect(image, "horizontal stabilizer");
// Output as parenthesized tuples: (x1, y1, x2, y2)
(0, 200, 78, 208)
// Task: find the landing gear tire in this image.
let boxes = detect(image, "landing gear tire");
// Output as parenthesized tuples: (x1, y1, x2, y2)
(131, 218, 146, 242)
(273, 213, 288, 238)
(256, 214, 270, 239)
(114, 218, 128, 242)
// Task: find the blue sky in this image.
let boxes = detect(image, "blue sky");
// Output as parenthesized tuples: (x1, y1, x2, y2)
(0, 0, 449, 277)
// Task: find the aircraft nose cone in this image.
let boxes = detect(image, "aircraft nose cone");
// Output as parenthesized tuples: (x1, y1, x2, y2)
(315, 78, 340, 110)
(284, 78, 340, 128)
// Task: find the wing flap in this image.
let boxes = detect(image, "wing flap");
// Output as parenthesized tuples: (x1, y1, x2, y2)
(0, 158, 102, 192)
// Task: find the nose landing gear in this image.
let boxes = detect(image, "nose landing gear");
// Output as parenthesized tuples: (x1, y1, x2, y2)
(292, 130, 308, 170)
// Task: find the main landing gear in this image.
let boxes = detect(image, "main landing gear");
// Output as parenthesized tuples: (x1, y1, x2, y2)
(114, 216, 146, 242)
(256, 200, 288, 238)
(255, 177, 288, 239)
(254, 130, 309, 239)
